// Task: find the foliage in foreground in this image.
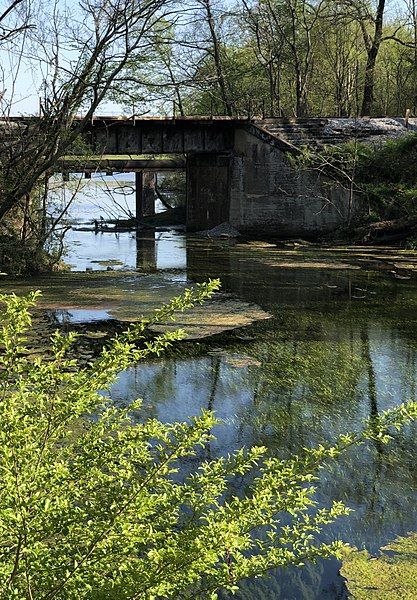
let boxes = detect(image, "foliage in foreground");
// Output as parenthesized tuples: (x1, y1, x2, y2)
(341, 533, 417, 599)
(1, 286, 417, 598)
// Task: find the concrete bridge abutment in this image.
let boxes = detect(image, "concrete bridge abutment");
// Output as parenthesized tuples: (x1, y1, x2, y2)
(228, 128, 353, 237)
(184, 127, 354, 237)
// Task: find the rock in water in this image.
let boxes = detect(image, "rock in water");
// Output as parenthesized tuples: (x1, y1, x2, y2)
(197, 222, 241, 239)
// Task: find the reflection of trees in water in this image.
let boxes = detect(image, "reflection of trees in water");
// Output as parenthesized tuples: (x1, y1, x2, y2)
(231, 317, 417, 545)
(237, 337, 364, 453)
(108, 313, 417, 599)
(110, 360, 178, 421)
(221, 559, 329, 600)
(224, 320, 417, 598)
(361, 327, 383, 516)
(205, 356, 221, 461)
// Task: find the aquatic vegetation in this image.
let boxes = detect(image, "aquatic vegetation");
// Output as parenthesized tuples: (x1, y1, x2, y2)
(341, 533, 417, 599)
(0, 271, 270, 338)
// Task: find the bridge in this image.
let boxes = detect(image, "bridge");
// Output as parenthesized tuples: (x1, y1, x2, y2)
(5, 115, 416, 236)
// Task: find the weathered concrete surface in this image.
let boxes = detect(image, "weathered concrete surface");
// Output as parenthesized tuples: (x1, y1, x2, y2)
(75, 116, 416, 153)
(228, 127, 353, 236)
(135, 171, 156, 220)
(185, 127, 353, 236)
(186, 153, 231, 230)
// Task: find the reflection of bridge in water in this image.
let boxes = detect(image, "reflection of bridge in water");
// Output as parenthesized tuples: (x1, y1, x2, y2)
(129, 230, 186, 272)
(132, 230, 361, 308)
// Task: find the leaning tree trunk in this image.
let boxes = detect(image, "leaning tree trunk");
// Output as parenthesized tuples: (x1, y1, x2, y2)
(203, 0, 232, 116)
(361, 46, 379, 116)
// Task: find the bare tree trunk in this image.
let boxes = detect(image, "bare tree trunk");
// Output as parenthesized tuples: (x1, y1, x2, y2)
(361, 0, 386, 115)
(411, 0, 417, 112)
(201, 0, 232, 115)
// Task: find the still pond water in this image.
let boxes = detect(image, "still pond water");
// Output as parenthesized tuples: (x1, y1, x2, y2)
(11, 175, 417, 598)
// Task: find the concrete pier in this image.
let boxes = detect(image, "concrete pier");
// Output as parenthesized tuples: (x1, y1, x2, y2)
(135, 172, 156, 220)
(186, 154, 231, 230)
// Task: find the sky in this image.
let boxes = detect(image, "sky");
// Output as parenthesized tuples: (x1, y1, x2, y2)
(0, 0, 413, 116)
(0, 0, 127, 116)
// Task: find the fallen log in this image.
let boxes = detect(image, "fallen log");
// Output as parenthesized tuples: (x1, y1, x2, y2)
(354, 217, 417, 243)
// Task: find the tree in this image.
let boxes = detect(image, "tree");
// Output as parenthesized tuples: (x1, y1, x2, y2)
(0, 0, 32, 44)
(317, 3, 363, 116)
(242, 0, 286, 116)
(0, 0, 175, 222)
(403, 0, 417, 111)
(359, 0, 387, 115)
(339, 0, 400, 115)
(2, 283, 417, 598)
(239, 0, 327, 117)
(198, 0, 233, 115)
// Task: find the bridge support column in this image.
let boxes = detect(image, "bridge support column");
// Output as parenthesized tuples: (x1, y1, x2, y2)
(135, 171, 156, 220)
(136, 233, 157, 271)
(186, 153, 231, 231)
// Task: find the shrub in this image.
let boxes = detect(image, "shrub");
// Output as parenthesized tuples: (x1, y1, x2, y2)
(357, 134, 417, 185)
(1, 286, 417, 598)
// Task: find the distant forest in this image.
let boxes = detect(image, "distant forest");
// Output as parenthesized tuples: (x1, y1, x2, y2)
(118, 0, 417, 118)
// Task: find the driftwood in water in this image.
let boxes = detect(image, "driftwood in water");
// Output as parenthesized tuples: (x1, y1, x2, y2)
(355, 217, 417, 243)
(154, 184, 175, 210)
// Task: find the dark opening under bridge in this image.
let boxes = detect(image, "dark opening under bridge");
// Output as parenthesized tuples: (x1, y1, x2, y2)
(13, 115, 417, 236)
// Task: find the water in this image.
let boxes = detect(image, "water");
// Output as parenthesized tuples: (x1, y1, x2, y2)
(12, 177, 417, 597)
(65, 229, 186, 272)
(50, 173, 185, 273)
(108, 240, 417, 598)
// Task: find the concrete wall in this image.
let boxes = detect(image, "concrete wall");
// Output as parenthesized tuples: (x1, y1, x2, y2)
(228, 128, 353, 237)
(135, 172, 156, 219)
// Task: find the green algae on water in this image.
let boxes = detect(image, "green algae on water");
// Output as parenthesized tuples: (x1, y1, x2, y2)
(341, 533, 417, 599)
